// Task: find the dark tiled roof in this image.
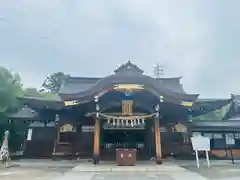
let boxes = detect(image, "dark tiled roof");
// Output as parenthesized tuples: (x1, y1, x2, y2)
(59, 74, 198, 102)
(191, 98, 232, 117)
(232, 94, 240, 101)
(194, 98, 232, 108)
(58, 61, 190, 97)
(59, 76, 187, 95)
(21, 95, 62, 102)
(193, 120, 240, 127)
(8, 107, 39, 119)
(156, 77, 186, 94)
(18, 62, 199, 106)
(192, 119, 240, 131)
(58, 78, 98, 94)
(196, 98, 230, 102)
(17, 96, 64, 110)
(227, 114, 240, 121)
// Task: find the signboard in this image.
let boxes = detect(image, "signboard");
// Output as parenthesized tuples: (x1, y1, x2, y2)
(191, 135, 210, 151)
(82, 126, 95, 132)
(191, 135, 210, 168)
(226, 138, 235, 145)
(122, 100, 133, 116)
(226, 133, 235, 145)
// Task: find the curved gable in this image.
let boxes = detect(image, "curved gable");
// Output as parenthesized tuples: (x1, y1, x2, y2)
(59, 61, 199, 103)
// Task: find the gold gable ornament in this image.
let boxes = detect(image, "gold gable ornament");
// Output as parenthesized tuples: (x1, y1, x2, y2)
(174, 122, 188, 143)
(180, 101, 193, 107)
(174, 123, 187, 133)
(64, 100, 80, 106)
(60, 124, 76, 132)
(113, 84, 144, 91)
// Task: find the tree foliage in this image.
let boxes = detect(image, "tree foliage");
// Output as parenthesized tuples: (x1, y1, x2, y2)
(0, 67, 59, 150)
(41, 72, 69, 93)
(0, 67, 23, 147)
(0, 67, 22, 114)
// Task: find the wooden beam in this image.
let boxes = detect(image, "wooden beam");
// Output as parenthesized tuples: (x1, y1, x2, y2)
(105, 112, 147, 116)
(154, 118, 162, 164)
(93, 118, 100, 164)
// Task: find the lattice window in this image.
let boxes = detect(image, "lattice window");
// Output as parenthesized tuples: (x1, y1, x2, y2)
(122, 100, 133, 116)
(82, 126, 95, 132)
(203, 133, 213, 139)
(225, 133, 235, 145)
(192, 132, 201, 136)
(213, 133, 223, 139)
(234, 133, 240, 139)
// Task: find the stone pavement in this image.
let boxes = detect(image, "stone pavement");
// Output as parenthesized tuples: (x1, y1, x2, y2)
(2, 159, 240, 180)
(0, 168, 63, 180)
(55, 161, 209, 180)
(55, 171, 209, 180)
(71, 161, 187, 172)
(0, 160, 74, 180)
(175, 159, 240, 180)
(0, 160, 210, 180)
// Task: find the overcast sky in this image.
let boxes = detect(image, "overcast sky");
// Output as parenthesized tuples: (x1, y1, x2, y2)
(0, 0, 240, 98)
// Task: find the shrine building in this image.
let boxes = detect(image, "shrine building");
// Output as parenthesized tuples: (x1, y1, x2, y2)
(9, 61, 240, 163)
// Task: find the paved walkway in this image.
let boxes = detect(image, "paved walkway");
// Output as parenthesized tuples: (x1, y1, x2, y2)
(3, 159, 240, 180)
(71, 161, 187, 172)
(55, 171, 209, 180)
(56, 161, 209, 180)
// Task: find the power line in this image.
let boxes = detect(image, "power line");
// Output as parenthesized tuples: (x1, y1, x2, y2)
(0, 16, 58, 41)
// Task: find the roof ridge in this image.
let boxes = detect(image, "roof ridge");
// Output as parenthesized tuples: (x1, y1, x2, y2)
(156, 76, 182, 80)
(68, 76, 102, 80)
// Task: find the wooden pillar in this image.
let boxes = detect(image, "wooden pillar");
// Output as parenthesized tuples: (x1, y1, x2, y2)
(154, 118, 162, 164)
(93, 118, 100, 164)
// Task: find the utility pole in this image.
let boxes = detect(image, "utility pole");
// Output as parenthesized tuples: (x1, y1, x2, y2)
(153, 63, 164, 78)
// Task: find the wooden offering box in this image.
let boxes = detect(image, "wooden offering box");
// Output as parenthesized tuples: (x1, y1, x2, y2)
(116, 148, 136, 166)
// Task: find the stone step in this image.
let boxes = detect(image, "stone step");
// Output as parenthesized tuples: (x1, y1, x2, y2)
(72, 163, 187, 172)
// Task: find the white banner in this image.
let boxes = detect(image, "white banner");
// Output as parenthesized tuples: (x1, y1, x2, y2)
(27, 129, 33, 141)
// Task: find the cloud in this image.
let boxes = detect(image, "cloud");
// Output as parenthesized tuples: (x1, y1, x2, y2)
(0, 0, 240, 98)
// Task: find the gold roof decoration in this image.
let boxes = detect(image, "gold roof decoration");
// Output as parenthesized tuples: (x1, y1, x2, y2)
(174, 122, 187, 133)
(180, 101, 193, 107)
(113, 84, 144, 91)
(60, 124, 76, 132)
(64, 100, 80, 106)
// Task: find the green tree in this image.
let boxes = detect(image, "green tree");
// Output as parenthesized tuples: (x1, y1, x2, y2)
(0, 67, 23, 148)
(41, 72, 69, 93)
(0, 67, 22, 114)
